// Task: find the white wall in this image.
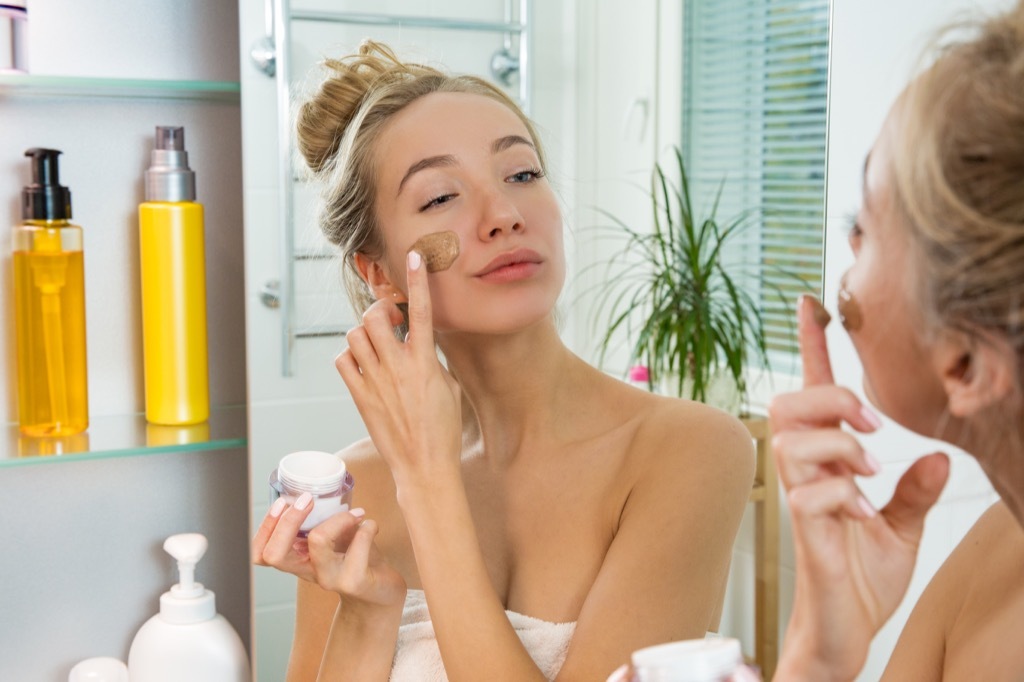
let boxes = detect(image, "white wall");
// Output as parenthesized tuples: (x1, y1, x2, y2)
(823, 0, 1008, 678)
(0, 2, 249, 680)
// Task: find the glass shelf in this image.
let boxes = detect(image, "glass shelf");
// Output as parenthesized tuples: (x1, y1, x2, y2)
(1, 405, 247, 468)
(0, 73, 241, 102)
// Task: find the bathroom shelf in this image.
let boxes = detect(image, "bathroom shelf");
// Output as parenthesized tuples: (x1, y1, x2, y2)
(0, 74, 241, 102)
(1, 405, 247, 468)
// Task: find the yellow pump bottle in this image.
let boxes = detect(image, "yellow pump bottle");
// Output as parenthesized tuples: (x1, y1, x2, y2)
(139, 126, 209, 425)
(12, 148, 89, 437)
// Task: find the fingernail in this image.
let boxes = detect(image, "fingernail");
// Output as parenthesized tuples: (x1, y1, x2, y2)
(349, 507, 366, 518)
(269, 497, 287, 518)
(408, 250, 422, 271)
(295, 492, 313, 511)
(858, 495, 877, 518)
(861, 405, 883, 430)
(803, 294, 832, 329)
(864, 451, 882, 474)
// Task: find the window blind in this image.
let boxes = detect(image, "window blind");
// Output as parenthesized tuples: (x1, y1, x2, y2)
(682, 0, 829, 358)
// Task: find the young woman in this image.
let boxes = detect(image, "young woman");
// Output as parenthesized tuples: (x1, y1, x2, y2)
(771, 2, 1024, 679)
(252, 42, 754, 681)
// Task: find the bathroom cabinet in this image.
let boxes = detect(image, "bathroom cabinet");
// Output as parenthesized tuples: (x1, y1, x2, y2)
(0, 3, 250, 680)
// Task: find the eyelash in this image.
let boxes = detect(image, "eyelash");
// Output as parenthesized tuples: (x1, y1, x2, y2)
(418, 168, 546, 212)
(844, 212, 863, 238)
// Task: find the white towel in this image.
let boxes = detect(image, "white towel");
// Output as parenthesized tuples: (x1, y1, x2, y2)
(390, 589, 577, 682)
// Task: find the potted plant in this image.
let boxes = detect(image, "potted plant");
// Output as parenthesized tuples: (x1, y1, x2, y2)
(585, 147, 803, 412)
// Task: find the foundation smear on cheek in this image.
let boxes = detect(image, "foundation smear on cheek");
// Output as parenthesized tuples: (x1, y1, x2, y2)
(837, 285, 863, 331)
(409, 231, 460, 273)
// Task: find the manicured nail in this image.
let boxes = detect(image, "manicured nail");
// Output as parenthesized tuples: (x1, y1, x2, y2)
(269, 497, 287, 518)
(349, 507, 366, 518)
(803, 294, 832, 329)
(294, 492, 313, 511)
(408, 250, 422, 271)
(861, 406, 883, 430)
(858, 495, 877, 518)
(864, 451, 882, 474)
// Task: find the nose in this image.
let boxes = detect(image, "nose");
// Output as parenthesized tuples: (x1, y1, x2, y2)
(477, 186, 525, 241)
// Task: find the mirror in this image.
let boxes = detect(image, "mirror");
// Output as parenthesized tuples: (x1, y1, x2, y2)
(238, 0, 823, 679)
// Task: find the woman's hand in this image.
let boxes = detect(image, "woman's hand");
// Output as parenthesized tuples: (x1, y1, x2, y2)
(336, 251, 462, 491)
(769, 295, 950, 680)
(252, 498, 407, 611)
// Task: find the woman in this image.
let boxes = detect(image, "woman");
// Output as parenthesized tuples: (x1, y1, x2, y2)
(771, 2, 1024, 679)
(251, 41, 754, 681)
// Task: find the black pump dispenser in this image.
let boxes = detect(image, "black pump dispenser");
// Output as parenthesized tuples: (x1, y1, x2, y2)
(22, 148, 72, 221)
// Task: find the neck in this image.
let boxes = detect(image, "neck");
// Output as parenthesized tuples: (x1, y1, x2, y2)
(957, 416, 1024, 529)
(437, 317, 584, 467)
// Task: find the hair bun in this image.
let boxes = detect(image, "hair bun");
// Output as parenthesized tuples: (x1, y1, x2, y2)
(296, 40, 435, 173)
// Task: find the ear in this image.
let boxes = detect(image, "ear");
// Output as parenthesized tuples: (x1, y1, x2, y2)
(352, 252, 408, 304)
(935, 329, 1017, 417)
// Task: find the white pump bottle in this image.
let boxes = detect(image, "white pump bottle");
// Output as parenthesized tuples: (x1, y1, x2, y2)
(128, 533, 250, 682)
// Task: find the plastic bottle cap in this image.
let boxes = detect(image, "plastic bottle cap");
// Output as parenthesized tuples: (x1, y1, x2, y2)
(278, 451, 347, 495)
(632, 638, 742, 681)
(163, 533, 207, 598)
(629, 365, 651, 383)
(68, 657, 129, 682)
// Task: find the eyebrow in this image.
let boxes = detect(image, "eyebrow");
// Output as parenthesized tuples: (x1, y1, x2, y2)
(397, 155, 457, 198)
(395, 135, 537, 198)
(492, 134, 535, 154)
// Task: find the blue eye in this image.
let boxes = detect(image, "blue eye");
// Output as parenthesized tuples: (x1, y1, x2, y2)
(508, 168, 545, 184)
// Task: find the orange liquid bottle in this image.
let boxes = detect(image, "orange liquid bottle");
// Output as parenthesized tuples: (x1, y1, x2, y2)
(12, 148, 89, 437)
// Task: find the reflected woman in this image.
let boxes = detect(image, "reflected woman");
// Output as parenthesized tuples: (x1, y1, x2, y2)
(252, 41, 754, 681)
(771, 1, 1024, 678)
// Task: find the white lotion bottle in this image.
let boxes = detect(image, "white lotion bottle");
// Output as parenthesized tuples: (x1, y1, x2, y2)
(128, 533, 250, 682)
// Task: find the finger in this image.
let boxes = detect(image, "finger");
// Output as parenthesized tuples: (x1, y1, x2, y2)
(306, 508, 366, 563)
(339, 517, 378, 572)
(882, 452, 950, 543)
(344, 325, 380, 372)
(773, 428, 880, 488)
(335, 348, 364, 391)
(259, 492, 315, 566)
(798, 294, 835, 387)
(768, 385, 882, 433)
(405, 250, 435, 356)
(787, 475, 876, 521)
(361, 300, 406, 364)
(252, 497, 288, 564)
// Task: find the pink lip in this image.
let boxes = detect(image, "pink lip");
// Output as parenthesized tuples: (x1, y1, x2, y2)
(474, 249, 544, 278)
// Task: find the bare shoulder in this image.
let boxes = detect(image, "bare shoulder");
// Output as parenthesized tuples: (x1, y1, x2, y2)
(884, 500, 1024, 680)
(627, 393, 756, 501)
(334, 437, 397, 516)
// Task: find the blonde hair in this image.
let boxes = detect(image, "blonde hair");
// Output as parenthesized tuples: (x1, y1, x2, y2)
(296, 40, 546, 316)
(891, 1, 1024, 350)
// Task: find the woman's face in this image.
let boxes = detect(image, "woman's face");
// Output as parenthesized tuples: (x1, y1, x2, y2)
(843, 105, 950, 434)
(371, 91, 566, 336)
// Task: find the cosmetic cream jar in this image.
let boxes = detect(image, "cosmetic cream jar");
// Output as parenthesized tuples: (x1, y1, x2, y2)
(269, 451, 355, 537)
(631, 638, 744, 682)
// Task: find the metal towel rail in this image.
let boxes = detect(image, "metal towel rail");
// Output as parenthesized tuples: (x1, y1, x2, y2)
(252, 0, 533, 376)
